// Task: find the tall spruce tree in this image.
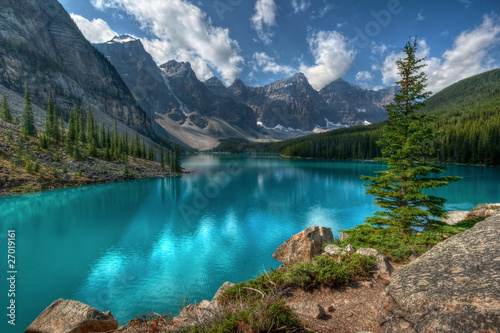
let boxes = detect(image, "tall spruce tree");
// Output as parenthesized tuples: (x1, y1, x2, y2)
(361, 37, 461, 234)
(44, 91, 60, 142)
(21, 88, 36, 137)
(173, 145, 181, 173)
(0, 94, 13, 122)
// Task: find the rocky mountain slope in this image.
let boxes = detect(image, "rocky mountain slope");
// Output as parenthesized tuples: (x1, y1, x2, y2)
(95, 35, 394, 148)
(94, 36, 258, 150)
(0, 0, 153, 138)
(319, 79, 395, 126)
(210, 74, 395, 132)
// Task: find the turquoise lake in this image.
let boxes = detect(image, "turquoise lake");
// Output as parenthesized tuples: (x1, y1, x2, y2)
(1, 154, 500, 331)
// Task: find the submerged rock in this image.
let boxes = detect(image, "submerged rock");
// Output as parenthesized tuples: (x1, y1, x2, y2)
(379, 214, 500, 332)
(272, 226, 333, 265)
(25, 299, 118, 333)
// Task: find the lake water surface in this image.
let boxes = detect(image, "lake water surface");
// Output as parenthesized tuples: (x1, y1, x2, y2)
(1, 154, 499, 330)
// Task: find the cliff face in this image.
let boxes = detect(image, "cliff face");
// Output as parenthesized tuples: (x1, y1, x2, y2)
(159, 60, 257, 131)
(319, 79, 395, 126)
(93, 36, 181, 122)
(94, 36, 258, 148)
(0, 0, 152, 136)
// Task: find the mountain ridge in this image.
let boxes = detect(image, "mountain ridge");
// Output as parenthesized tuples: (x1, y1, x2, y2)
(0, 0, 154, 138)
(94, 34, 395, 148)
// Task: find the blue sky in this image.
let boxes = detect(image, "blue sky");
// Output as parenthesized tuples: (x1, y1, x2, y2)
(62, 0, 500, 93)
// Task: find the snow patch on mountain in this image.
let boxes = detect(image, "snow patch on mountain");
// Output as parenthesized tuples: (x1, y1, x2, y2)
(107, 35, 138, 44)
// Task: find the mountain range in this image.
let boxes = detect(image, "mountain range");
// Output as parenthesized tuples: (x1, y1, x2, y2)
(94, 35, 395, 150)
(0, 0, 395, 151)
(246, 68, 500, 166)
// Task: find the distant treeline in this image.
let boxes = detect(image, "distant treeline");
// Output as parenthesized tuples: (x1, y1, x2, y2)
(213, 69, 500, 166)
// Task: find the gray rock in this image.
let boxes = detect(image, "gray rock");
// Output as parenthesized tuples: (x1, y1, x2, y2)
(341, 244, 355, 255)
(379, 214, 500, 332)
(225, 74, 394, 131)
(272, 226, 333, 265)
(288, 302, 326, 319)
(340, 232, 349, 241)
(440, 211, 469, 225)
(211, 281, 235, 304)
(324, 244, 342, 256)
(25, 299, 118, 333)
(356, 248, 394, 280)
(469, 203, 500, 219)
(356, 247, 380, 257)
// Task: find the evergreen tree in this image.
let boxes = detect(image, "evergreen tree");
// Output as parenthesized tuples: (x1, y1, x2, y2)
(59, 111, 65, 143)
(165, 149, 170, 167)
(147, 144, 155, 161)
(66, 107, 77, 146)
(141, 138, 146, 159)
(0, 94, 13, 122)
(172, 145, 181, 173)
(77, 109, 86, 144)
(134, 133, 141, 158)
(361, 37, 461, 234)
(123, 132, 129, 155)
(98, 120, 105, 148)
(160, 145, 165, 169)
(86, 107, 96, 145)
(44, 91, 60, 142)
(21, 88, 36, 137)
(111, 121, 119, 158)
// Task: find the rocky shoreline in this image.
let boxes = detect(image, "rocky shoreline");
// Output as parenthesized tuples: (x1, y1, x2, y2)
(24, 204, 500, 332)
(0, 150, 177, 196)
(0, 124, 180, 196)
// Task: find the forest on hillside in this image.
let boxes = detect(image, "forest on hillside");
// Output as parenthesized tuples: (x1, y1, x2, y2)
(215, 69, 500, 166)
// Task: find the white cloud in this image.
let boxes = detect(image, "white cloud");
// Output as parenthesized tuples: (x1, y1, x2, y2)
(250, 0, 278, 44)
(380, 16, 500, 93)
(416, 10, 425, 22)
(291, 0, 311, 14)
(313, 4, 333, 19)
(355, 71, 374, 89)
(252, 52, 295, 75)
(299, 31, 356, 90)
(356, 71, 373, 82)
(90, 0, 243, 84)
(459, 0, 471, 8)
(371, 42, 387, 55)
(70, 14, 117, 43)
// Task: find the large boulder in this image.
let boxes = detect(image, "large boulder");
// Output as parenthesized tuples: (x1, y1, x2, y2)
(379, 214, 500, 332)
(287, 302, 326, 319)
(272, 226, 333, 265)
(25, 299, 118, 333)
